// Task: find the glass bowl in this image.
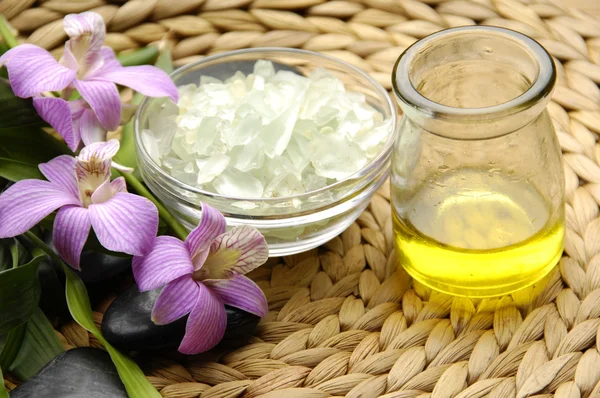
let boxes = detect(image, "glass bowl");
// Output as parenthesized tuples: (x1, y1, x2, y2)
(135, 48, 397, 256)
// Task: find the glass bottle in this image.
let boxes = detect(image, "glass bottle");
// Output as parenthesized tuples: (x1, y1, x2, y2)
(391, 26, 565, 297)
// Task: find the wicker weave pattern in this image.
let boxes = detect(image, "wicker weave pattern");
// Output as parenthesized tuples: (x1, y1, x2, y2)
(3, 1, 600, 397)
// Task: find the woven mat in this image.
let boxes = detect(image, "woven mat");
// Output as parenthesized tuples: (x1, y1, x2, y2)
(4, 0, 600, 397)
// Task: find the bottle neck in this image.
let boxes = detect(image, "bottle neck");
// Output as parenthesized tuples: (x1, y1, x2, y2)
(392, 26, 555, 140)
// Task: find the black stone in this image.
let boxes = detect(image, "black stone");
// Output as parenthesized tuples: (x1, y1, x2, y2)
(76, 250, 131, 284)
(175, 60, 301, 85)
(10, 348, 128, 398)
(37, 258, 70, 319)
(102, 284, 260, 352)
(43, 230, 132, 285)
(102, 285, 187, 351)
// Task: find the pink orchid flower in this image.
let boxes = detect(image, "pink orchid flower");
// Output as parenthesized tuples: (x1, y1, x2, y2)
(132, 204, 269, 355)
(0, 139, 158, 269)
(0, 12, 178, 150)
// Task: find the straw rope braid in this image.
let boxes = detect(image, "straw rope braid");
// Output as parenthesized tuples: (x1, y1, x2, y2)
(3, 0, 600, 397)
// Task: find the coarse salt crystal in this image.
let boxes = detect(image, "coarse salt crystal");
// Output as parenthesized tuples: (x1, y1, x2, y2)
(145, 61, 391, 199)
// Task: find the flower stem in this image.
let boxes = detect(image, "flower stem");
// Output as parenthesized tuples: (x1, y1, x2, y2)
(23, 231, 64, 267)
(0, 16, 18, 49)
(119, 171, 189, 240)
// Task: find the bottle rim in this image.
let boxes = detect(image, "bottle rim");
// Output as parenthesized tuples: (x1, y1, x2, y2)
(392, 26, 556, 123)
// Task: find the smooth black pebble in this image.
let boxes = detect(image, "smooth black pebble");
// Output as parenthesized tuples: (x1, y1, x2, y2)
(10, 348, 128, 398)
(102, 284, 260, 352)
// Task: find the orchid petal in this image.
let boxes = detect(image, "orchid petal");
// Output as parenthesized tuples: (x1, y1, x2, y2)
(74, 79, 121, 131)
(63, 12, 106, 50)
(63, 11, 105, 74)
(92, 64, 178, 102)
(179, 283, 227, 355)
(152, 276, 199, 325)
(76, 138, 119, 181)
(79, 108, 107, 146)
(53, 206, 91, 269)
(132, 235, 194, 291)
(205, 276, 267, 318)
(0, 44, 75, 97)
(0, 180, 80, 238)
(110, 177, 127, 194)
(89, 192, 158, 256)
(185, 203, 226, 259)
(38, 155, 79, 200)
(33, 97, 80, 152)
(90, 179, 115, 205)
(204, 225, 269, 279)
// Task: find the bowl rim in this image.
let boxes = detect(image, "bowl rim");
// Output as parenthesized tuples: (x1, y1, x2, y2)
(134, 47, 397, 203)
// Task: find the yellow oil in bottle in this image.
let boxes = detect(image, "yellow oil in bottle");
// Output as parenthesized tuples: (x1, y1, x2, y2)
(393, 169, 564, 297)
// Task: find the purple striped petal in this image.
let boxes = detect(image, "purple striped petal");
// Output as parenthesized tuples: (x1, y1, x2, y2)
(75, 138, 119, 185)
(132, 235, 194, 291)
(185, 203, 226, 259)
(0, 179, 80, 238)
(79, 108, 107, 146)
(0, 44, 75, 97)
(33, 97, 80, 151)
(92, 64, 178, 102)
(204, 225, 269, 279)
(110, 177, 127, 194)
(38, 155, 79, 200)
(74, 79, 121, 131)
(205, 276, 267, 318)
(152, 276, 199, 325)
(88, 192, 158, 256)
(179, 283, 227, 355)
(63, 12, 106, 50)
(54, 206, 91, 269)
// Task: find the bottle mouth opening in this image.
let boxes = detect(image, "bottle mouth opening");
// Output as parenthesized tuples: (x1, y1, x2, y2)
(392, 26, 555, 121)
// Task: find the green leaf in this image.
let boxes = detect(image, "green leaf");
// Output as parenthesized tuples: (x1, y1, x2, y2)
(0, 255, 43, 334)
(9, 238, 31, 269)
(0, 16, 18, 49)
(0, 323, 26, 370)
(0, 367, 9, 398)
(0, 158, 43, 182)
(154, 48, 174, 74)
(63, 267, 160, 397)
(114, 48, 174, 171)
(0, 127, 71, 166)
(117, 46, 159, 67)
(0, 80, 44, 130)
(9, 308, 64, 380)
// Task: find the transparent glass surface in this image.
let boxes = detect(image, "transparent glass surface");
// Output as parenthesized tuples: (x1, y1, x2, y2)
(391, 27, 565, 297)
(135, 48, 397, 256)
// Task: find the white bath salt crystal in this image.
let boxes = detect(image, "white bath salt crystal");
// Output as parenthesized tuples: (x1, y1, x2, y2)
(141, 129, 161, 164)
(304, 173, 328, 192)
(194, 116, 220, 155)
(247, 74, 265, 91)
(254, 60, 275, 78)
(214, 168, 264, 198)
(352, 119, 392, 152)
(149, 60, 392, 199)
(311, 133, 368, 180)
(285, 135, 310, 175)
(223, 113, 261, 148)
(171, 161, 197, 185)
(171, 137, 195, 161)
(196, 153, 230, 184)
(314, 105, 339, 127)
(264, 172, 304, 198)
(229, 139, 265, 172)
(200, 76, 222, 85)
(261, 103, 300, 158)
